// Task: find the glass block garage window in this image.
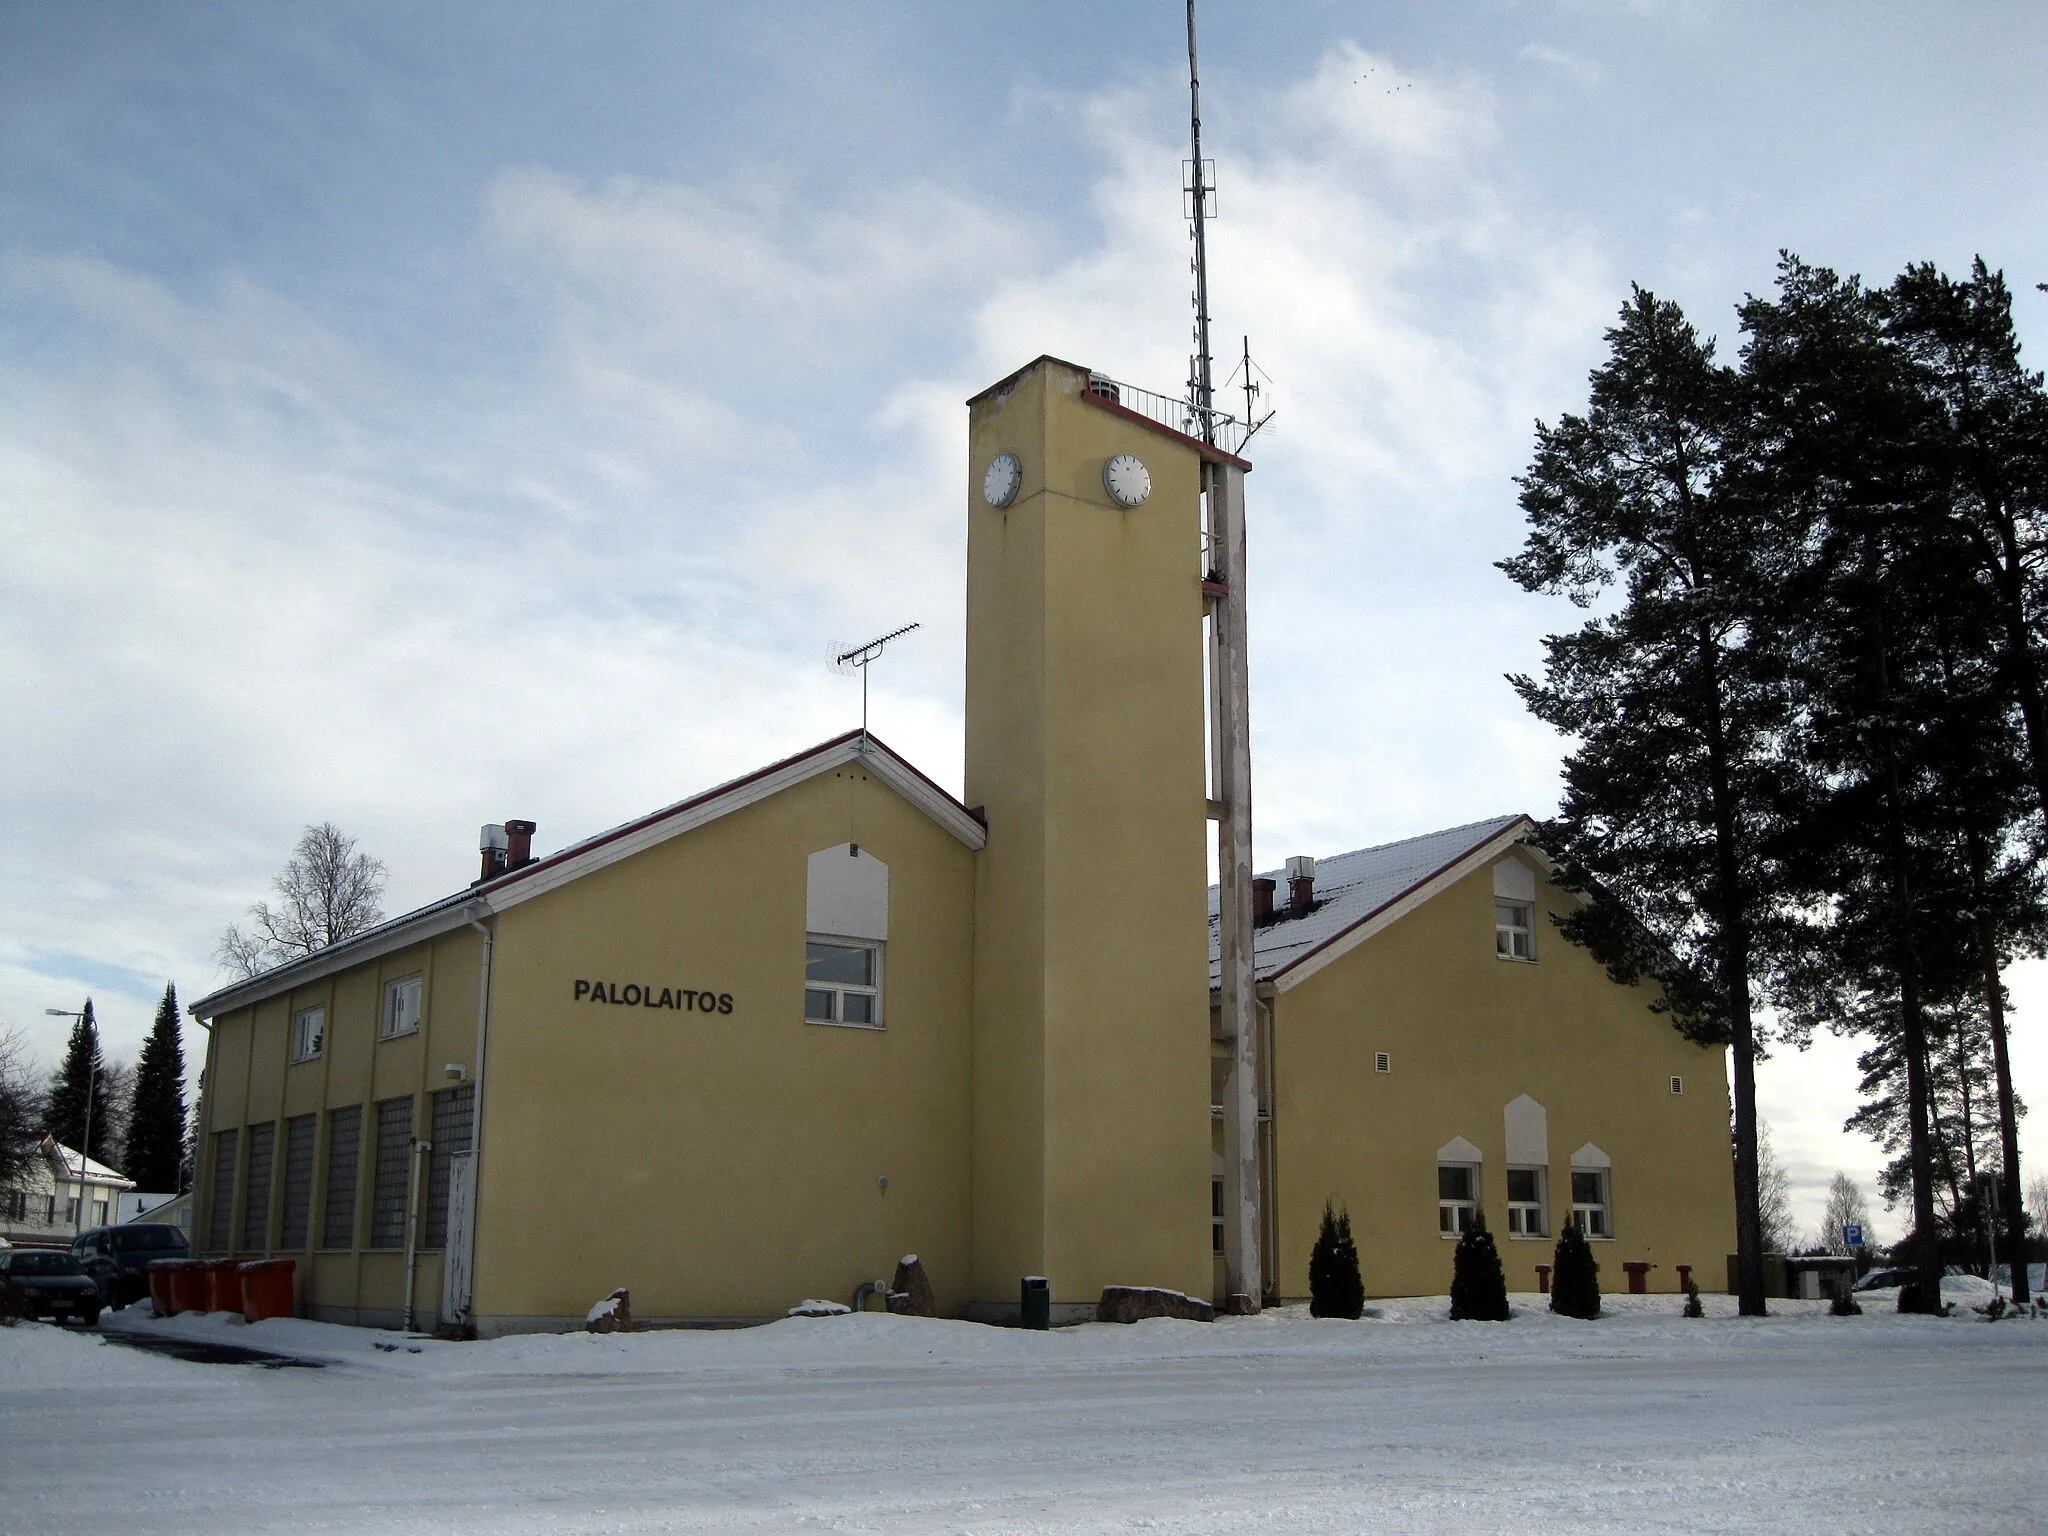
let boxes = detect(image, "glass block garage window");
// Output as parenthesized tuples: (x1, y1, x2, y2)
(240, 1122, 275, 1251)
(368, 1097, 415, 1249)
(207, 1130, 238, 1252)
(278, 1114, 317, 1250)
(423, 1085, 474, 1250)
(322, 1106, 362, 1250)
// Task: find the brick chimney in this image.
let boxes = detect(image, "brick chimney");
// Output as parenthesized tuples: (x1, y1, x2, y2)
(1285, 855, 1316, 919)
(505, 819, 537, 870)
(1252, 877, 1276, 925)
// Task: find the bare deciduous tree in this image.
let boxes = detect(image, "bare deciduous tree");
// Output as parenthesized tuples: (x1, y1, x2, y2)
(1758, 1119, 1797, 1255)
(216, 823, 387, 980)
(1817, 1171, 1873, 1254)
(0, 1025, 40, 1194)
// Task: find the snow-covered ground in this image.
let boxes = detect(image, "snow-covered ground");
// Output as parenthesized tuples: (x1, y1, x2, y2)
(3, 1295, 2043, 1534)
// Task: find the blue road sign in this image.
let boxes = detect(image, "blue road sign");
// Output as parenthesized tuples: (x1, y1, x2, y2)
(1842, 1223, 1864, 1248)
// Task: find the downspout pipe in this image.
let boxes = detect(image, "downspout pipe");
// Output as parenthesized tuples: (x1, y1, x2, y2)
(403, 1134, 430, 1332)
(188, 1010, 216, 1248)
(462, 908, 495, 1330)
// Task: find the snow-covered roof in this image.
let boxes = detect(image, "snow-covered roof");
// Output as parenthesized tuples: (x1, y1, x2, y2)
(1209, 815, 1535, 992)
(37, 1135, 133, 1188)
(191, 730, 985, 1021)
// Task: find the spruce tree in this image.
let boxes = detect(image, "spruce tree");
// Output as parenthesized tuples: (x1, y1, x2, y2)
(1307, 1202, 1364, 1319)
(125, 983, 187, 1193)
(1550, 1217, 1602, 1319)
(1448, 1214, 1510, 1321)
(1683, 1274, 1705, 1318)
(43, 1000, 114, 1166)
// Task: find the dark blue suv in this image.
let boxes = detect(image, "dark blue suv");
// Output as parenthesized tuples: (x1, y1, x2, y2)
(72, 1223, 188, 1308)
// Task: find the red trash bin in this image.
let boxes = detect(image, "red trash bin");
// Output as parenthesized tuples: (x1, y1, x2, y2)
(146, 1258, 184, 1317)
(239, 1259, 297, 1323)
(166, 1260, 210, 1315)
(203, 1258, 243, 1313)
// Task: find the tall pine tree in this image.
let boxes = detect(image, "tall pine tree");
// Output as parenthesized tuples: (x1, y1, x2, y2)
(43, 1000, 114, 1167)
(125, 983, 187, 1193)
(1500, 286, 1803, 1317)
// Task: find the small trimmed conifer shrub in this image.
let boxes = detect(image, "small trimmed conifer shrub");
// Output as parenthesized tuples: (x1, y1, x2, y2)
(1549, 1216, 1601, 1319)
(1448, 1214, 1510, 1321)
(1683, 1275, 1705, 1318)
(1308, 1202, 1364, 1319)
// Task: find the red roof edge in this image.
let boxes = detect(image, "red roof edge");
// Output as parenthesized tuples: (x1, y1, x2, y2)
(477, 729, 971, 896)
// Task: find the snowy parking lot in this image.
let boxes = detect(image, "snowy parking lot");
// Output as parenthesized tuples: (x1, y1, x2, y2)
(3, 1296, 2043, 1535)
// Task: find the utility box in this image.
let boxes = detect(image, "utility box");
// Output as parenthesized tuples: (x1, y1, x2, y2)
(1020, 1275, 1050, 1331)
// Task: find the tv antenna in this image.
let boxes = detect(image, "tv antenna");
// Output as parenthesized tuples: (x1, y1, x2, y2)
(833, 622, 920, 753)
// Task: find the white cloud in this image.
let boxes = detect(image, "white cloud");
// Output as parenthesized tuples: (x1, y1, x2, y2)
(10, 31, 2025, 1236)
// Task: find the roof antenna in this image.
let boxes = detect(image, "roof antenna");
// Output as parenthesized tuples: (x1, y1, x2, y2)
(1184, 4, 1273, 453)
(1185, 0, 1217, 446)
(833, 622, 920, 755)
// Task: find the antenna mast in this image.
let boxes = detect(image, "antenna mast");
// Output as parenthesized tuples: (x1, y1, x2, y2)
(834, 622, 920, 754)
(1186, 0, 1264, 1316)
(1186, 0, 1216, 445)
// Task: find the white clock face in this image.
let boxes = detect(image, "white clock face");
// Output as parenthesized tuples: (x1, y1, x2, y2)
(1102, 452, 1151, 508)
(983, 452, 1022, 508)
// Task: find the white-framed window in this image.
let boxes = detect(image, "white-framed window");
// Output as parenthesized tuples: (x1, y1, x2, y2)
(1374, 1051, 1391, 1074)
(1438, 1164, 1479, 1236)
(40, 1193, 56, 1223)
(1505, 1166, 1547, 1237)
(1670, 1075, 1684, 1095)
(381, 974, 423, 1039)
(1572, 1168, 1612, 1238)
(65, 1197, 80, 1224)
(292, 1004, 325, 1062)
(804, 938, 882, 1028)
(92, 1198, 108, 1226)
(1496, 901, 1534, 960)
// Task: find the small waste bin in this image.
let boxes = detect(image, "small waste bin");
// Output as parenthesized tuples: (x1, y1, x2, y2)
(166, 1260, 210, 1315)
(146, 1258, 185, 1317)
(1020, 1275, 1050, 1331)
(202, 1258, 243, 1313)
(239, 1259, 296, 1323)
(1623, 1262, 1654, 1295)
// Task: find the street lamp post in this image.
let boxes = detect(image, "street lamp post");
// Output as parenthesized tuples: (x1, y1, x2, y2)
(44, 1008, 96, 1234)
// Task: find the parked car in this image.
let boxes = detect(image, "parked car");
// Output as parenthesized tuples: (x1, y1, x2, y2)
(72, 1223, 188, 1308)
(0, 1248, 102, 1325)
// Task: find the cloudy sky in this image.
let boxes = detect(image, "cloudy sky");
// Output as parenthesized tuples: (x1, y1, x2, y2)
(6, 2, 2046, 1237)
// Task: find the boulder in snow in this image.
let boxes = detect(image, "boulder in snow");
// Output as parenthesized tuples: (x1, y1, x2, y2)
(585, 1288, 632, 1333)
(787, 1299, 852, 1317)
(1097, 1286, 1215, 1324)
(888, 1254, 937, 1317)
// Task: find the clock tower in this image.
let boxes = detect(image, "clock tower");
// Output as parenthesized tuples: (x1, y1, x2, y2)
(963, 355, 1232, 1315)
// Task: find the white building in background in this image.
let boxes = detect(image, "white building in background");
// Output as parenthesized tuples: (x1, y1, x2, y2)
(1, 1134, 134, 1248)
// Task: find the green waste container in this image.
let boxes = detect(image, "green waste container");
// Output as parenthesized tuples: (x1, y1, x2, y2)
(1021, 1275, 1050, 1331)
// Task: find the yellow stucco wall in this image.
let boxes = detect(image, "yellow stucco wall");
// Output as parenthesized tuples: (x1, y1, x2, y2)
(472, 761, 977, 1326)
(965, 358, 1215, 1310)
(194, 926, 479, 1324)
(1268, 847, 1736, 1298)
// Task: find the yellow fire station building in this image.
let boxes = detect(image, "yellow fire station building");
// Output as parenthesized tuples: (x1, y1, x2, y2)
(188, 356, 1734, 1334)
